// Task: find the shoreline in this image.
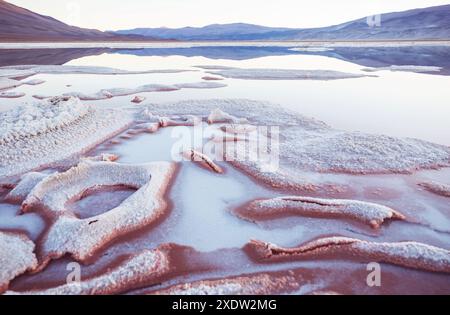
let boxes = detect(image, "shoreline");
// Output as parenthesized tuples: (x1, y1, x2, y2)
(1, 40, 450, 50)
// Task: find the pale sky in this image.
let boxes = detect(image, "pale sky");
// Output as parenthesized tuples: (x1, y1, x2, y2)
(6, 0, 450, 31)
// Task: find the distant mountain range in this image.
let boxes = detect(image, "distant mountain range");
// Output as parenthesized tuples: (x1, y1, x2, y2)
(116, 5, 450, 41)
(0, 0, 153, 41)
(1, 0, 449, 42)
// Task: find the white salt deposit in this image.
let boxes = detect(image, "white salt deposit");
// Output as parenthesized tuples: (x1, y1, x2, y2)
(362, 65, 442, 73)
(0, 232, 37, 293)
(242, 196, 406, 228)
(206, 68, 372, 80)
(5, 248, 170, 295)
(0, 97, 133, 179)
(21, 160, 176, 266)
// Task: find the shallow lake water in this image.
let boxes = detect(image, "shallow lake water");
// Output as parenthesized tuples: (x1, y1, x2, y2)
(1, 44, 450, 294)
(1, 46, 450, 145)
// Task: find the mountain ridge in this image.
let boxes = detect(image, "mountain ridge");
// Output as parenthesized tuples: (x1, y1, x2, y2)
(0, 0, 158, 42)
(115, 5, 450, 41)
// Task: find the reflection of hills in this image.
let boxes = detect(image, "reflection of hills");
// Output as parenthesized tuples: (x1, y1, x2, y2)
(0, 48, 111, 67)
(312, 46, 450, 75)
(115, 46, 298, 60)
(2, 46, 449, 76)
(115, 46, 450, 75)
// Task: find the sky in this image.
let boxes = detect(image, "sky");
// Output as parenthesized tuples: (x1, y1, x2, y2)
(6, 0, 450, 31)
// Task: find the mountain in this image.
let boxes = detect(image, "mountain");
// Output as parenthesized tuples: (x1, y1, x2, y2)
(0, 0, 153, 41)
(116, 5, 450, 41)
(115, 23, 297, 41)
(286, 5, 450, 40)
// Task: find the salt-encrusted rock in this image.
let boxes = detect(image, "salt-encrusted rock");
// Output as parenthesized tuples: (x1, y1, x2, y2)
(238, 196, 405, 228)
(419, 181, 450, 198)
(206, 68, 372, 80)
(246, 237, 450, 273)
(207, 108, 248, 124)
(0, 232, 38, 293)
(21, 160, 177, 267)
(0, 96, 133, 179)
(182, 149, 224, 174)
(5, 247, 170, 295)
(131, 96, 146, 104)
(149, 273, 300, 295)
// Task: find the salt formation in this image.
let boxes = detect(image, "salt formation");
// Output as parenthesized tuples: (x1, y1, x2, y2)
(150, 273, 300, 295)
(131, 96, 146, 104)
(0, 232, 38, 293)
(0, 97, 133, 179)
(202, 76, 224, 81)
(140, 99, 450, 190)
(5, 155, 117, 203)
(362, 65, 442, 73)
(5, 247, 171, 295)
(0, 91, 25, 98)
(205, 68, 372, 80)
(0, 65, 193, 76)
(20, 160, 176, 266)
(220, 124, 257, 134)
(61, 82, 226, 101)
(207, 108, 249, 124)
(0, 78, 22, 90)
(5, 172, 50, 203)
(183, 149, 224, 174)
(238, 196, 406, 228)
(419, 181, 450, 198)
(246, 237, 450, 273)
(22, 79, 45, 86)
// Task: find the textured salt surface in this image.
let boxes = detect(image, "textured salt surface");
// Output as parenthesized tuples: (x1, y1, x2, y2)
(0, 97, 133, 179)
(419, 181, 450, 198)
(52, 82, 226, 101)
(238, 196, 405, 228)
(150, 273, 300, 295)
(362, 65, 442, 73)
(5, 247, 170, 295)
(247, 237, 450, 273)
(205, 68, 372, 80)
(0, 232, 37, 293)
(21, 160, 176, 266)
(141, 99, 450, 191)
